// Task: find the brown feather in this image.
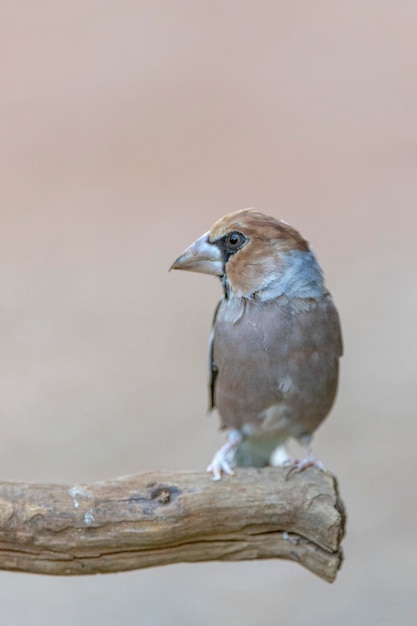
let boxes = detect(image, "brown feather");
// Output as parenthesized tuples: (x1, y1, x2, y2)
(211, 293, 342, 438)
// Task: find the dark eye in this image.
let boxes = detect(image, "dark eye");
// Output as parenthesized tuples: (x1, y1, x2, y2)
(225, 231, 246, 250)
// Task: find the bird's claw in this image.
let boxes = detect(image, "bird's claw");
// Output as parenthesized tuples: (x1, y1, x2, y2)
(285, 456, 326, 480)
(207, 450, 235, 481)
(207, 430, 243, 480)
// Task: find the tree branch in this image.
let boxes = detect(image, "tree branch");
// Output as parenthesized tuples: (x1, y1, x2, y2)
(0, 467, 345, 582)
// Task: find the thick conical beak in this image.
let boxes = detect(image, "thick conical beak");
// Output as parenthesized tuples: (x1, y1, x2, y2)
(170, 232, 223, 276)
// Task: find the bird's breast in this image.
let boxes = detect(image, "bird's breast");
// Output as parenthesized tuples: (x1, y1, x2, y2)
(211, 294, 341, 434)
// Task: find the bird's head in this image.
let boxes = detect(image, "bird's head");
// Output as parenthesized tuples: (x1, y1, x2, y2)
(170, 209, 326, 300)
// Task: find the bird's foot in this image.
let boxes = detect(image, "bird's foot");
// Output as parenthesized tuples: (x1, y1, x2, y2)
(284, 454, 326, 479)
(207, 430, 243, 481)
(207, 449, 235, 481)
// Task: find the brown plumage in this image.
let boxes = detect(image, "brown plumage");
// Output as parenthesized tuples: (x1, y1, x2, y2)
(171, 209, 342, 479)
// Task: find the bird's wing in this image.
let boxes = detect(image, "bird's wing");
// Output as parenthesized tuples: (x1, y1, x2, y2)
(208, 300, 222, 411)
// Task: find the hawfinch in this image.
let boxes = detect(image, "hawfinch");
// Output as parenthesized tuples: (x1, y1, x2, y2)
(171, 209, 342, 480)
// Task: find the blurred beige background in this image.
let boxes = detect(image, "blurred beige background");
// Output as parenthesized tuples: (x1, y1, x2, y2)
(1, 1, 416, 624)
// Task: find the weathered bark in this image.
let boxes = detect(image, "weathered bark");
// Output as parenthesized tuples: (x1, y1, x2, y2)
(0, 467, 345, 582)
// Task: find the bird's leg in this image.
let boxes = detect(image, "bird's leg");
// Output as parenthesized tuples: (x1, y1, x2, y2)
(285, 435, 326, 478)
(207, 429, 244, 481)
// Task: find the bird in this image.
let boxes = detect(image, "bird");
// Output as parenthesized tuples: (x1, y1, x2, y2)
(170, 209, 342, 480)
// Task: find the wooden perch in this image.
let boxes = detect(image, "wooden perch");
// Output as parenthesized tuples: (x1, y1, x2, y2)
(0, 467, 345, 582)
